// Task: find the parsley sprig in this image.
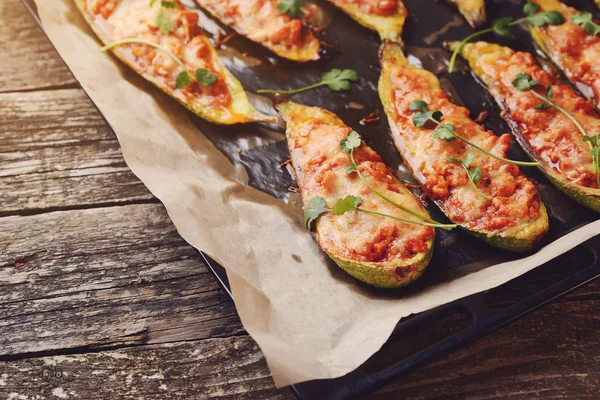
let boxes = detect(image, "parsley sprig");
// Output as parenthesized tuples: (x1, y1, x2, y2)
(277, 0, 304, 19)
(257, 69, 359, 95)
(448, 2, 565, 73)
(304, 195, 455, 231)
(150, 0, 178, 34)
(448, 152, 492, 200)
(410, 100, 539, 167)
(572, 11, 600, 36)
(338, 131, 456, 230)
(512, 73, 600, 188)
(100, 39, 217, 89)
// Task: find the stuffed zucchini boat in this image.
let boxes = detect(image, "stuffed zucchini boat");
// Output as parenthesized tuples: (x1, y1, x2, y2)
(75, 0, 276, 125)
(378, 42, 549, 252)
(325, 0, 407, 42)
(527, 0, 600, 108)
(194, 0, 320, 62)
(446, 0, 486, 29)
(448, 40, 600, 212)
(277, 100, 441, 288)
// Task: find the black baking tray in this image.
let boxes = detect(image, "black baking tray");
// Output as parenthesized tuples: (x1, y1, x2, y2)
(23, 0, 600, 398)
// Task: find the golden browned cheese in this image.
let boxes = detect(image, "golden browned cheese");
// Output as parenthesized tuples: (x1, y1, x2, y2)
(529, 0, 600, 107)
(325, 0, 407, 41)
(76, 0, 275, 124)
(195, 0, 320, 62)
(278, 101, 434, 267)
(459, 42, 600, 190)
(446, 0, 486, 28)
(379, 43, 547, 243)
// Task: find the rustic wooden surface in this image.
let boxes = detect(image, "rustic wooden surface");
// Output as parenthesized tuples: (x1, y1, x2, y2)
(1, 0, 600, 398)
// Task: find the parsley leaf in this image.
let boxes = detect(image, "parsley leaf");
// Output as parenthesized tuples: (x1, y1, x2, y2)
(572, 12, 600, 36)
(175, 71, 191, 89)
(322, 69, 360, 92)
(432, 124, 457, 141)
(512, 73, 541, 91)
(257, 68, 359, 95)
(156, 10, 174, 33)
(304, 197, 329, 230)
(332, 195, 363, 216)
(161, 0, 177, 8)
(340, 131, 362, 153)
(195, 68, 217, 87)
(463, 151, 476, 168)
(492, 16, 514, 37)
(277, 0, 303, 19)
(527, 10, 564, 27)
(447, 154, 491, 199)
(410, 100, 442, 127)
(523, 2, 540, 16)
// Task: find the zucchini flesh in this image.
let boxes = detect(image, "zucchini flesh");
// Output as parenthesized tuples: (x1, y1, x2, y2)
(194, 0, 320, 62)
(446, 0, 486, 29)
(277, 101, 435, 288)
(528, 0, 600, 109)
(378, 42, 549, 251)
(325, 0, 407, 42)
(450, 40, 600, 212)
(75, 0, 276, 125)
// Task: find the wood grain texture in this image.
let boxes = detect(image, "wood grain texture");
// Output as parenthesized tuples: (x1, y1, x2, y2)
(369, 282, 600, 399)
(0, 89, 155, 214)
(0, 337, 294, 399)
(0, 0, 76, 92)
(0, 204, 244, 357)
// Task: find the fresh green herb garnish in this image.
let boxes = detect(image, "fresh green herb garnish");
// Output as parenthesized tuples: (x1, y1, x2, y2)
(304, 195, 456, 231)
(277, 0, 304, 19)
(339, 131, 456, 230)
(410, 99, 539, 167)
(572, 11, 600, 36)
(304, 196, 329, 229)
(100, 39, 216, 89)
(257, 69, 359, 95)
(448, 2, 564, 73)
(150, 0, 178, 33)
(512, 73, 600, 188)
(448, 152, 492, 200)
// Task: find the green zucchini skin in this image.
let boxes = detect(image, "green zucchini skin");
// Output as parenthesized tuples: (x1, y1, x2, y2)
(447, 40, 600, 213)
(277, 100, 435, 289)
(331, 246, 433, 289)
(378, 41, 549, 253)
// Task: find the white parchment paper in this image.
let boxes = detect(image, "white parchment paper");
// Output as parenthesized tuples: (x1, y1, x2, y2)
(35, 0, 600, 386)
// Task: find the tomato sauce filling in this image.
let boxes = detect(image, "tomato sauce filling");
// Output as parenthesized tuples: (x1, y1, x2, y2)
(465, 43, 599, 189)
(84, 0, 231, 108)
(383, 61, 542, 233)
(286, 107, 433, 264)
(533, 0, 600, 105)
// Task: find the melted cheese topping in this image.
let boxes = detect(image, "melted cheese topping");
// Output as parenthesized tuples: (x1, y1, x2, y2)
(328, 0, 400, 16)
(195, 0, 320, 61)
(82, 0, 232, 109)
(380, 46, 542, 233)
(462, 42, 600, 189)
(281, 103, 433, 264)
(531, 0, 600, 106)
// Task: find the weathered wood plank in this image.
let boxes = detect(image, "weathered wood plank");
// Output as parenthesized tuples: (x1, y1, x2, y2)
(0, 0, 76, 92)
(370, 288, 600, 399)
(0, 336, 293, 399)
(0, 203, 243, 357)
(0, 89, 155, 213)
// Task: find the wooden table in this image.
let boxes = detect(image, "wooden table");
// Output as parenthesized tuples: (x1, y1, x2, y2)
(2, 1, 600, 398)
